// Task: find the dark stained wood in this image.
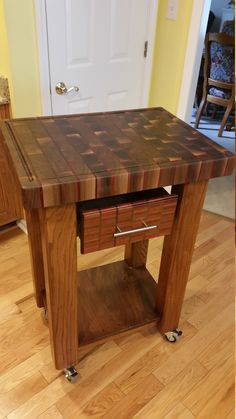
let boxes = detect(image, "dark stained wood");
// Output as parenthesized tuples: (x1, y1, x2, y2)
(78, 188, 177, 253)
(77, 260, 159, 346)
(156, 180, 208, 333)
(40, 204, 78, 370)
(0, 130, 23, 226)
(125, 240, 149, 268)
(0, 107, 233, 209)
(0, 107, 234, 372)
(24, 208, 45, 307)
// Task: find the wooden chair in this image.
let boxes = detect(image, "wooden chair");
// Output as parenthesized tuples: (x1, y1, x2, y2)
(195, 33, 235, 137)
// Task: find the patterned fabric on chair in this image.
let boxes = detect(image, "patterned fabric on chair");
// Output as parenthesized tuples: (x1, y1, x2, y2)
(195, 33, 235, 137)
(209, 42, 234, 84)
(222, 20, 235, 36)
(208, 87, 231, 99)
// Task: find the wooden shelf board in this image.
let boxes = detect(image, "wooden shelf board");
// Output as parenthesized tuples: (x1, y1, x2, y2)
(77, 260, 160, 346)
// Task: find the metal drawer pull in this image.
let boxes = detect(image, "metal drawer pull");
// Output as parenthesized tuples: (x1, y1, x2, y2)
(114, 221, 157, 237)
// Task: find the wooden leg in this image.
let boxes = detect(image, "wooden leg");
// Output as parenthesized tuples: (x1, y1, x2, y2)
(25, 209, 45, 307)
(40, 204, 78, 370)
(194, 98, 207, 128)
(125, 240, 149, 268)
(211, 104, 217, 120)
(218, 102, 234, 137)
(205, 102, 210, 117)
(157, 181, 208, 333)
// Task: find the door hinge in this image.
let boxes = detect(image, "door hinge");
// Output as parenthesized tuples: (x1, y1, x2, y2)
(144, 41, 148, 58)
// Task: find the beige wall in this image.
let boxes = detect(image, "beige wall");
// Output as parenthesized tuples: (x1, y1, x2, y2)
(1, 0, 194, 118)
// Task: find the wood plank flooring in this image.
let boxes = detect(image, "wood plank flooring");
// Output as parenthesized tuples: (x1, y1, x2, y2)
(0, 211, 234, 418)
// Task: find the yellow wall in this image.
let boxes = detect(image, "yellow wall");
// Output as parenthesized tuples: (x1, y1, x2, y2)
(1, 0, 41, 117)
(0, 0, 11, 77)
(1, 0, 193, 118)
(149, 0, 193, 114)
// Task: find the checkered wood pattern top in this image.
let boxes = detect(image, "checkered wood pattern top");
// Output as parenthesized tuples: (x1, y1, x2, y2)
(0, 107, 234, 209)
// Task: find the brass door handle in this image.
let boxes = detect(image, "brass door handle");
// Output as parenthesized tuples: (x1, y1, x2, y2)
(55, 82, 79, 95)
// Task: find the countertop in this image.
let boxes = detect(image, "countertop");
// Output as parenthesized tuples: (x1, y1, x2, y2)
(0, 107, 234, 209)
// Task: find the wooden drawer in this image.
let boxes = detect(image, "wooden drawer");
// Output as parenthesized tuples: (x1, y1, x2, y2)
(77, 188, 178, 254)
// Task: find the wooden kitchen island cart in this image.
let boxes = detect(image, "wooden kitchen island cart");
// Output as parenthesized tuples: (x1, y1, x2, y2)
(0, 108, 233, 381)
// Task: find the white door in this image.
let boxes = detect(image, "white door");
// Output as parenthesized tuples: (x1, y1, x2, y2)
(45, 0, 156, 115)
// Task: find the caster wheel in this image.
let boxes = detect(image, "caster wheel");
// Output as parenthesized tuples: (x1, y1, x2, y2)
(64, 366, 78, 383)
(164, 329, 182, 343)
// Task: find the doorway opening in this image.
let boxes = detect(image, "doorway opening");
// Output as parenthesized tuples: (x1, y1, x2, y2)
(189, 0, 235, 219)
(190, 0, 235, 152)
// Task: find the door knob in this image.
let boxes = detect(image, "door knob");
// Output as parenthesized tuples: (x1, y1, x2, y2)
(55, 82, 79, 95)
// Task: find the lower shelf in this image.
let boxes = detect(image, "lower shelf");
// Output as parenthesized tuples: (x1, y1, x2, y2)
(77, 260, 160, 346)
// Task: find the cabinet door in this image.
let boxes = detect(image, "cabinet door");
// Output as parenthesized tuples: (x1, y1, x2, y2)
(0, 138, 23, 226)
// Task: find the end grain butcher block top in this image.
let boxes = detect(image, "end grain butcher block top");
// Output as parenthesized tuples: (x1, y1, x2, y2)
(0, 107, 234, 209)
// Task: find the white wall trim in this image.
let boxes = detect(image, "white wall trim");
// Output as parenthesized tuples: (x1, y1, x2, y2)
(34, 0, 52, 116)
(177, 0, 212, 123)
(142, 0, 159, 106)
(34, 0, 158, 115)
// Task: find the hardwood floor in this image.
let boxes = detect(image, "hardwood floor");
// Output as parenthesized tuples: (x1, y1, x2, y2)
(0, 211, 234, 418)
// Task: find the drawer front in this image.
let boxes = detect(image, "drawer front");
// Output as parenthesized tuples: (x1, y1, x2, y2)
(80, 193, 177, 254)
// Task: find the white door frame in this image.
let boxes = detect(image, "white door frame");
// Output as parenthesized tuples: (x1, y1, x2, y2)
(34, 0, 159, 116)
(177, 0, 212, 122)
(34, 0, 52, 115)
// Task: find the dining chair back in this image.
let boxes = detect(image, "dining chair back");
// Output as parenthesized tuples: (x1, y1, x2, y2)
(195, 32, 235, 137)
